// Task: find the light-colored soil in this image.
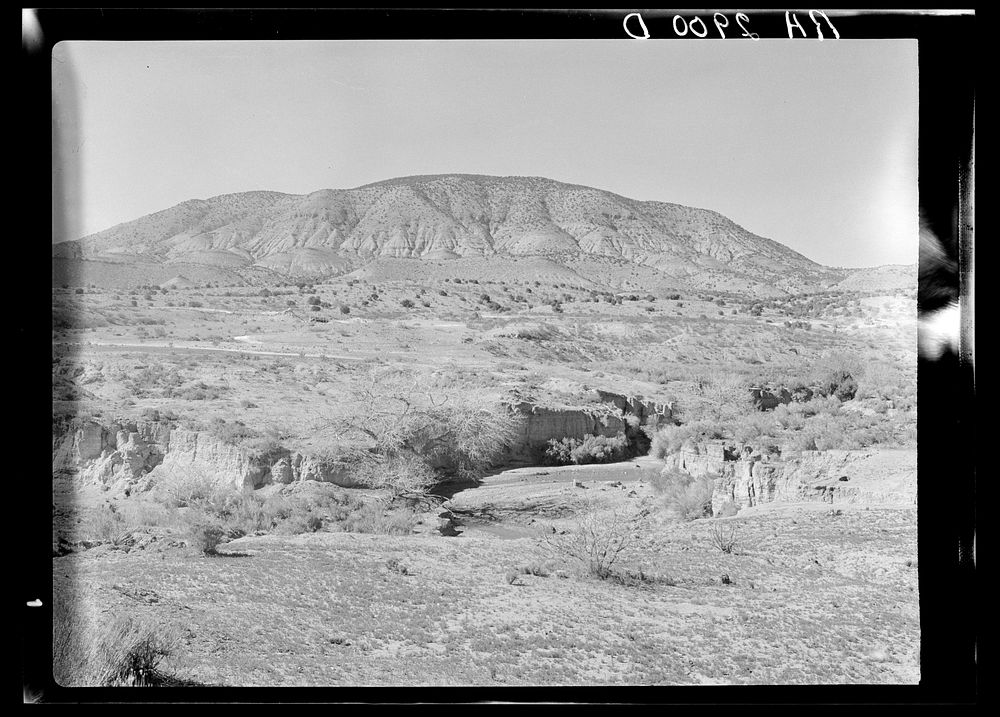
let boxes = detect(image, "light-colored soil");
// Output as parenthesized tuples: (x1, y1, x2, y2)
(54, 474, 919, 686)
(51, 270, 919, 687)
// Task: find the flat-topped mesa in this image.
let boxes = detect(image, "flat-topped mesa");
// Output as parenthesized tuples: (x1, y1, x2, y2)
(502, 390, 673, 464)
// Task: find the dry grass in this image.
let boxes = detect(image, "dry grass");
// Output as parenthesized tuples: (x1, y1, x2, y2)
(54, 602, 184, 687)
(52, 504, 919, 686)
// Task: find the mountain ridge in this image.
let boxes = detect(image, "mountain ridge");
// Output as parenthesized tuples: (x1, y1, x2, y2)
(53, 174, 904, 295)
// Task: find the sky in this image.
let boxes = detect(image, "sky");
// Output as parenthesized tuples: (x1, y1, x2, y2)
(51, 39, 918, 268)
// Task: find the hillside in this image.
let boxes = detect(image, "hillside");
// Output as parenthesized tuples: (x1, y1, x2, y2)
(53, 175, 868, 295)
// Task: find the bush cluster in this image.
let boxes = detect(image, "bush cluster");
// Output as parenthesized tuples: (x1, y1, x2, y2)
(54, 602, 186, 687)
(544, 432, 630, 466)
(650, 468, 715, 521)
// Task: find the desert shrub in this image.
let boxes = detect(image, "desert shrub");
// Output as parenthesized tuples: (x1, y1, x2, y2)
(339, 305, 350, 314)
(785, 432, 818, 452)
(209, 493, 273, 535)
(772, 403, 805, 431)
(174, 382, 227, 401)
(856, 360, 911, 401)
(121, 362, 185, 397)
(653, 468, 715, 521)
(544, 506, 645, 580)
(731, 413, 778, 445)
(54, 606, 181, 687)
(605, 566, 676, 588)
(544, 433, 630, 465)
(206, 418, 259, 445)
(400, 299, 415, 308)
(710, 520, 740, 553)
(794, 395, 842, 418)
(92, 615, 179, 685)
(517, 563, 552, 577)
(819, 369, 858, 401)
(90, 503, 138, 547)
(338, 502, 417, 534)
(155, 469, 242, 513)
(186, 521, 225, 555)
(812, 426, 848, 451)
(113, 496, 178, 531)
(649, 421, 726, 458)
(353, 452, 440, 502)
(386, 557, 412, 575)
(274, 511, 323, 535)
(241, 433, 285, 461)
(543, 437, 575, 465)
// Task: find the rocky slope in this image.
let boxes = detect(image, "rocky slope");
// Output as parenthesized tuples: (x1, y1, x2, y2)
(53, 174, 854, 294)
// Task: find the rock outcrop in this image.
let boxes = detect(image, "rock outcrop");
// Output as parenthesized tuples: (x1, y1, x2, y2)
(664, 441, 916, 511)
(748, 386, 792, 411)
(53, 389, 672, 493)
(52, 418, 362, 493)
(503, 391, 672, 463)
(53, 419, 171, 489)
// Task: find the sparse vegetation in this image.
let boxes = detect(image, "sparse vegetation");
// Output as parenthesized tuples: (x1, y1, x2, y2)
(54, 606, 183, 687)
(321, 367, 522, 501)
(651, 468, 715, 521)
(544, 506, 645, 580)
(710, 520, 740, 554)
(187, 521, 226, 555)
(51, 183, 919, 686)
(544, 432, 630, 466)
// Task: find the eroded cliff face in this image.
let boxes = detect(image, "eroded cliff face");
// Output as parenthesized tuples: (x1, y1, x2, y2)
(503, 392, 673, 463)
(53, 419, 171, 489)
(53, 389, 674, 493)
(665, 442, 916, 512)
(52, 419, 362, 493)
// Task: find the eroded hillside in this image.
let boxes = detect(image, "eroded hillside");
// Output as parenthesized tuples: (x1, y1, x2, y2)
(53, 174, 869, 296)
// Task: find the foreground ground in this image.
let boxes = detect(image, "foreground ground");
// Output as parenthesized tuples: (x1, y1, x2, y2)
(54, 461, 919, 687)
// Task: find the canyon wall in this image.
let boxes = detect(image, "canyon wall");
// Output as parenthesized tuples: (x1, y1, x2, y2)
(52, 418, 361, 493)
(52, 389, 673, 492)
(664, 441, 916, 511)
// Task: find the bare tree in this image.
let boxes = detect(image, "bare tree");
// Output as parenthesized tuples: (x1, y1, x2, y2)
(317, 366, 522, 502)
(544, 504, 647, 579)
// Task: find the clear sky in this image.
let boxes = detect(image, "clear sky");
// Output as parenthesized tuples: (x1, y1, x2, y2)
(52, 39, 918, 267)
